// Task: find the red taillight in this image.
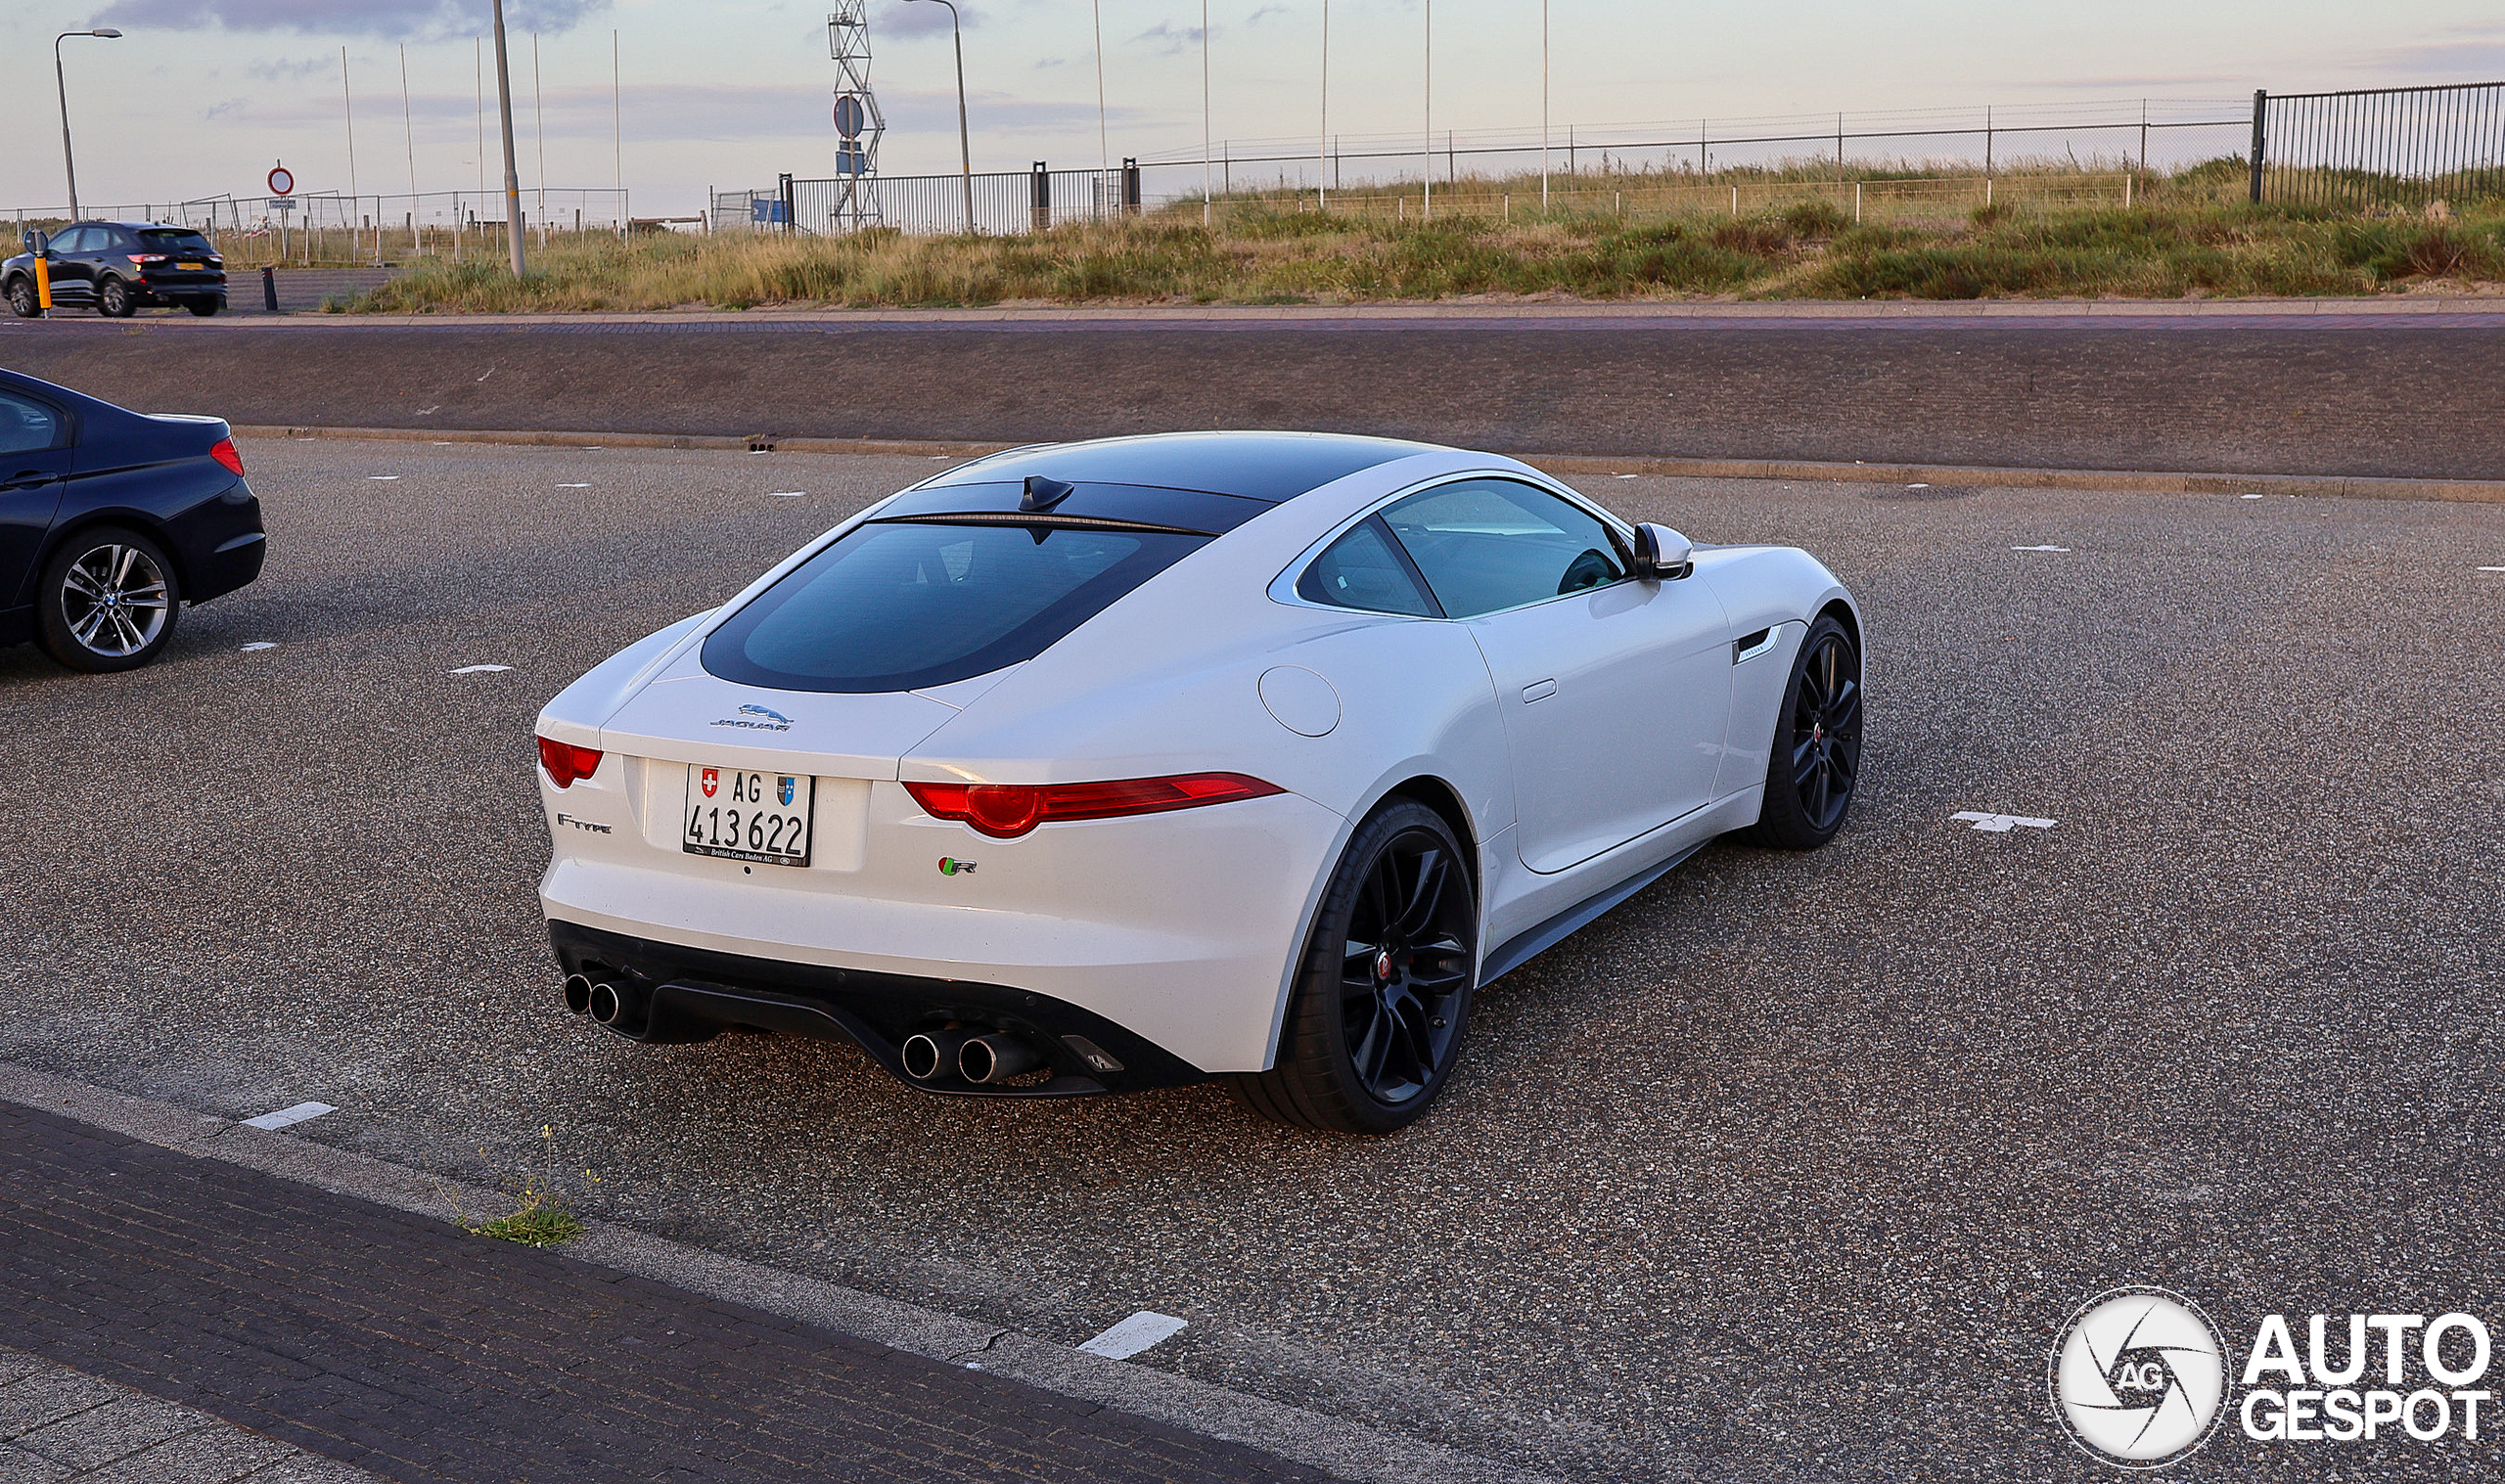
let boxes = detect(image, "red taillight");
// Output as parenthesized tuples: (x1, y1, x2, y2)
(208, 437, 244, 476)
(904, 772, 1284, 838)
(538, 736, 603, 788)
(127, 253, 168, 266)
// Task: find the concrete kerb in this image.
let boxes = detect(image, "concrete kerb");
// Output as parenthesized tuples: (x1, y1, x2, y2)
(0, 1058, 1552, 1484)
(238, 424, 2505, 506)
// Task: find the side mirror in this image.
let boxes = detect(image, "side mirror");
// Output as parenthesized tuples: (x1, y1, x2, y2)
(1631, 522, 1693, 580)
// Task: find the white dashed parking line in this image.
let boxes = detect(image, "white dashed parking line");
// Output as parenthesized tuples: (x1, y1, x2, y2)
(449, 664, 513, 674)
(2011, 545, 2071, 553)
(766, 491, 806, 498)
(1952, 812, 2057, 833)
(1075, 1311, 1190, 1360)
(366, 475, 400, 481)
(557, 482, 590, 488)
(241, 1102, 335, 1131)
(240, 642, 277, 652)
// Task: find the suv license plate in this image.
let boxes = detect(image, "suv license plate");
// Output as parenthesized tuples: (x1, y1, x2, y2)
(683, 765, 813, 867)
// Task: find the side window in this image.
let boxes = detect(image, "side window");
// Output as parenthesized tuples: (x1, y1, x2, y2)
(1297, 516, 1437, 617)
(1380, 479, 1627, 618)
(0, 393, 61, 456)
(47, 228, 87, 253)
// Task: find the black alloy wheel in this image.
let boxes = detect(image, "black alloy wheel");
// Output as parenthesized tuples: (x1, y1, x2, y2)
(1743, 612, 1863, 850)
(1231, 800, 1479, 1134)
(98, 277, 134, 318)
(6, 278, 35, 318)
(34, 526, 182, 672)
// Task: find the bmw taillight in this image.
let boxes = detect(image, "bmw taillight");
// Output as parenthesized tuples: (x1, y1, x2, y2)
(538, 736, 603, 788)
(208, 437, 244, 476)
(904, 773, 1284, 838)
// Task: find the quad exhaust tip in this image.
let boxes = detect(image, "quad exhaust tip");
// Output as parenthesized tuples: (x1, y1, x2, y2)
(960, 1032, 1045, 1085)
(562, 974, 593, 1015)
(900, 1029, 967, 1082)
(899, 1028, 1050, 1084)
(587, 981, 625, 1025)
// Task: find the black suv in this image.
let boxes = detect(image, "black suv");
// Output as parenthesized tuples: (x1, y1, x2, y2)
(5, 222, 228, 318)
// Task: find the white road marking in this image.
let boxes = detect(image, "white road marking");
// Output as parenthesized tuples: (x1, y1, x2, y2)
(240, 642, 277, 652)
(557, 482, 590, 487)
(242, 1102, 335, 1131)
(2011, 544, 2070, 552)
(1076, 1311, 1190, 1360)
(1952, 811, 2057, 833)
(766, 490, 806, 497)
(2480, 566, 2505, 572)
(2241, 493, 2265, 499)
(366, 474, 400, 481)
(449, 664, 513, 674)
(431, 440, 455, 446)
(1906, 482, 1931, 489)
(1613, 472, 1639, 479)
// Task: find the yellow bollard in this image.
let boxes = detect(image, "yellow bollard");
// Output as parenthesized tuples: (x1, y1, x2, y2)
(33, 253, 52, 313)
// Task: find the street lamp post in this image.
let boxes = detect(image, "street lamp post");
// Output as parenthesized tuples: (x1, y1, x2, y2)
(910, 0, 976, 235)
(55, 28, 122, 222)
(490, 0, 525, 275)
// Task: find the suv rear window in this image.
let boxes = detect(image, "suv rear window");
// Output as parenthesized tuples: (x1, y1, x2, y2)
(702, 519, 1208, 694)
(135, 229, 214, 255)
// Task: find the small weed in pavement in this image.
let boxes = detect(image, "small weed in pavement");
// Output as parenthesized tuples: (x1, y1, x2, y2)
(451, 1125, 599, 1248)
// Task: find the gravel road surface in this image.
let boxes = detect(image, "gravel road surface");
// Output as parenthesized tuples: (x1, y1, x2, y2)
(3, 438, 2500, 1481)
(5, 310, 2505, 479)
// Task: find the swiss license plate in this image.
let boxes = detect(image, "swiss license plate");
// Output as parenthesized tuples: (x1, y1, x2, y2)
(683, 764, 813, 866)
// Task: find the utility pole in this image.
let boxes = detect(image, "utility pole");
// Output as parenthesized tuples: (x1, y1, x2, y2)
(1317, 0, 1328, 212)
(1421, 0, 1432, 221)
(1540, 0, 1549, 212)
(1202, 0, 1211, 226)
(491, 0, 525, 274)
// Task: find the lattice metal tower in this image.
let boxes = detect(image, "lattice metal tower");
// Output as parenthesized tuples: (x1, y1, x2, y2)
(828, 6, 885, 229)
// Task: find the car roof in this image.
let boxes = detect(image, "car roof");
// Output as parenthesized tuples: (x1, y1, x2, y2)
(920, 431, 1445, 505)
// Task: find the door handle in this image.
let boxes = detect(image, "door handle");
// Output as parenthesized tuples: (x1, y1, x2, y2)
(1, 470, 59, 492)
(1522, 679, 1557, 703)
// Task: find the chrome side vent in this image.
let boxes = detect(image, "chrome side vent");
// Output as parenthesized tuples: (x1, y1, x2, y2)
(1732, 627, 1777, 663)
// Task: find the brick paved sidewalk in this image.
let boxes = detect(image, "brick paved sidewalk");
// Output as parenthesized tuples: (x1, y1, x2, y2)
(2, 1343, 380, 1483)
(0, 1101, 1335, 1484)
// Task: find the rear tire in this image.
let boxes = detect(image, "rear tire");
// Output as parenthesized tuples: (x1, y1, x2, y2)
(1229, 801, 1479, 1135)
(6, 277, 36, 318)
(97, 277, 134, 318)
(185, 299, 220, 317)
(1741, 613, 1863, 850)
(34, 526, 182, 673)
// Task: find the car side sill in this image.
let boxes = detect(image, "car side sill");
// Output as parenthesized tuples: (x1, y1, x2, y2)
(1478, 842, 1703, 987)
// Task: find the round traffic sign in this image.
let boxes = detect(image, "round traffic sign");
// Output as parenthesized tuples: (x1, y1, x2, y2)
(834, 95, 866, 139)
(267, 164, 295, 196)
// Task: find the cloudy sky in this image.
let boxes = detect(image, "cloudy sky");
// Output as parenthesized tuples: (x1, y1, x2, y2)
(5, 1, 2502, 217)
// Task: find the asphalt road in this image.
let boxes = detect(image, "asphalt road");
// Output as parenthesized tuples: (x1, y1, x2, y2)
(6, 310, 2505, 479)
(3, 439, 2501, 1482)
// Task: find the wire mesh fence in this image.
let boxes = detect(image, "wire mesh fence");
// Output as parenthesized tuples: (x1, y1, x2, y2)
(10, 189, 629, 268)
(2254, 81, 2505, 209)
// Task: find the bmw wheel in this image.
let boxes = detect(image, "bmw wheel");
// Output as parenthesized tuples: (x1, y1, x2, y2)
(1743, 612, 1862, 849)
(35, 526, 182, 672)
(6, 277, 36, 318)
(1231, 800, 1479, 1135)
(98, 277, 135, 318)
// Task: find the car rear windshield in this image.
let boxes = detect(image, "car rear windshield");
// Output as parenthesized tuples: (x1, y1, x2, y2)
(134, 230, 214, 255)
(702, 519, 1209, 694)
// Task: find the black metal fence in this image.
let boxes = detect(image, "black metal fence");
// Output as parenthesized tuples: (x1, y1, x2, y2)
(742, 163, 1143, 237)
(2252, 81, 2505, 208)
